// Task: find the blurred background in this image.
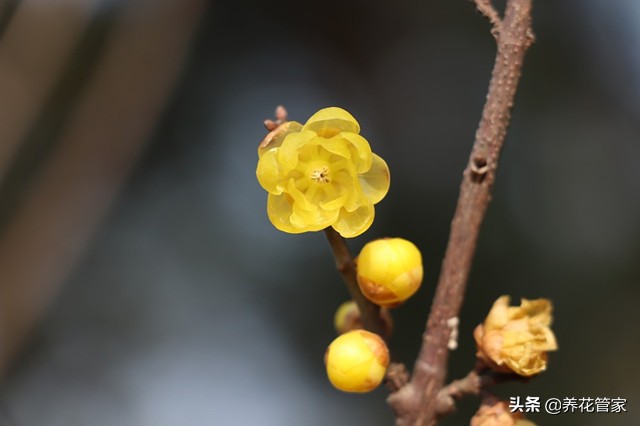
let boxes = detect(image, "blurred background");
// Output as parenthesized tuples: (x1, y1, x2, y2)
(0, 0, 638, 425)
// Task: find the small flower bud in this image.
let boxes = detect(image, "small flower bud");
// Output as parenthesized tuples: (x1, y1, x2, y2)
(333, 300, 394, 337)
(474, 296, 558, 377)
(334, 300, 362, 335)
(356, 238, 423, 307)
(325, 330, 389, 393)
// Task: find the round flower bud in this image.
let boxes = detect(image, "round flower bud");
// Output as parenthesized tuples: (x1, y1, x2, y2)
(325, 330, 389, 393)
(333, 300, 394, 337)
(356, 238, 423, 307)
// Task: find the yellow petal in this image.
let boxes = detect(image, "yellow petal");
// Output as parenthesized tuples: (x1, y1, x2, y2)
(321, 136, 352, 159)
(319, 186, 348, 211)
(256, 149, 284, 194)
(302, 107, 360, 138)
(278, 130, 316, 174)
(520, 298, 553, 326)
(332, 169, 362, 213)
(258, 121, 303, 158)
(485, 296, 511, 330)
(290, 202, 338, 231)
(340, 132, 372, 173)
(287, 179, 315, 211)
(332, 202, 375, 238)
(540, 327, 558, 351)
(358, 154, 390, 205)
(267, 193, 304, 234)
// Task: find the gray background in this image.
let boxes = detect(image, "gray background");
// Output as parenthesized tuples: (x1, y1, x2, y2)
(0, 0, 638, 425)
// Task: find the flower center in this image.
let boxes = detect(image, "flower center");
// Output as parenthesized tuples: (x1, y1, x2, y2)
(310, 166, 330, 183)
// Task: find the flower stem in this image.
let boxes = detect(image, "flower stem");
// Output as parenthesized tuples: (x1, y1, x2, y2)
(323, 227, 386, 337)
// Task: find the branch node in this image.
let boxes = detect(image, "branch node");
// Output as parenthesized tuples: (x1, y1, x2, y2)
(470, 156, 489, 182)
(526, 27, 536, 46)
(386, 362, 410, 392)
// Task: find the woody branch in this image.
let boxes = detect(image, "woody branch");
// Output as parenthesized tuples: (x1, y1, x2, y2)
(387, 0, 534, 424)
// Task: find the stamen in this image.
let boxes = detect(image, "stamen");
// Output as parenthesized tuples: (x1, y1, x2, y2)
(310, 166, 330, 183)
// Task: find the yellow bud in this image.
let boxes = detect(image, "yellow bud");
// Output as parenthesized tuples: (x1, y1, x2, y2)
(356, 238, 423, 307)
(325, 330, 389, 393)
(334, 301, 363, 334)
(333, 300, 394, 337)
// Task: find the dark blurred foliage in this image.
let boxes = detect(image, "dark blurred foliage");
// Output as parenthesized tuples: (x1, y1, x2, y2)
(0, 0, 638, 425)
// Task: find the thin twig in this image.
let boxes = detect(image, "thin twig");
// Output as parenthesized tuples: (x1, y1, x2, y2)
(435, 369, 481, 416)
(472, 0, 502, 33)
(434, 365, 530, 416)
(323, 227, 386, 337)
(387, 0, 534, 424)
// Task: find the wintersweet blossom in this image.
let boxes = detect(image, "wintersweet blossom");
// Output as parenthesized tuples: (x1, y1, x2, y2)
(474, 296, 558, 377)
(256, 107, 390, 238)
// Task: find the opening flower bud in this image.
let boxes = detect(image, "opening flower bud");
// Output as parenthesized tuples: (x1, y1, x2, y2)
(324, 330, 389, 393)
(474, 296, 558, 377)
(356, 238, 423, 307)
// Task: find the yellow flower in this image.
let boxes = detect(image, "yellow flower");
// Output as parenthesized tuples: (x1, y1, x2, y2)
(471, 400, 537, 426)
(325, 330, 389, 393)
(474, 296, 558, 377)
(256, 107, 390, 238)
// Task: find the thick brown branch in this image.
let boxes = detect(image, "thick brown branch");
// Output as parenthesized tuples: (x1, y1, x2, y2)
(323, 227, 386, 337)
(387, 0, 534, 424)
